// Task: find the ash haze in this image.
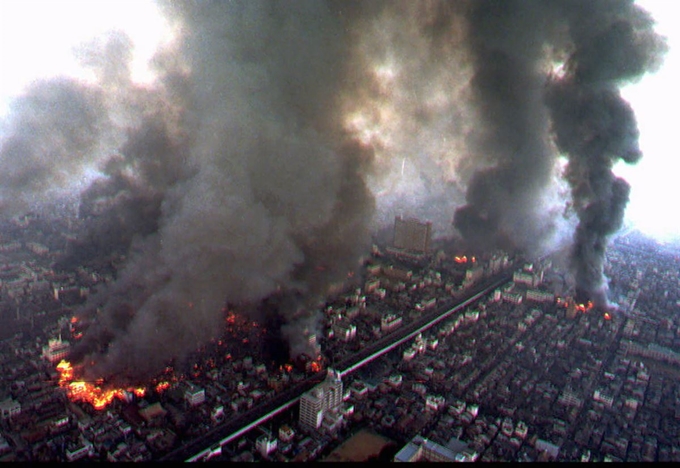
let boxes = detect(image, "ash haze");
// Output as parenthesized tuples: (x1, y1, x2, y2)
(0, 0, 667, 383)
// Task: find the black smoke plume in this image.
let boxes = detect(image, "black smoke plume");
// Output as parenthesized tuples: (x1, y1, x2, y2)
(66, 1, 375, 383)
(451, 0, 666, 306)
(0, 0, 666, 383)
(545, 2, 666, 305)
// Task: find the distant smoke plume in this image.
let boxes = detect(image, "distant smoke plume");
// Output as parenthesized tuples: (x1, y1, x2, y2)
(450, 0, 666, 306)
(0, 0, 665, 382)
(545, 2, 666, 305)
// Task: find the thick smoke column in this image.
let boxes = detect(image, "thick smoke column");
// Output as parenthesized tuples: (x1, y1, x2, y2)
(450, 0, 666, 306)
(453, 1, 564, 253)
(545, 1, 666, 305)
(65, 1, 375, 382)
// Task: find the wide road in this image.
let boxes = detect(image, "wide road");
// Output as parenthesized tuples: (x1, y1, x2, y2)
(160, 265, 517, 461)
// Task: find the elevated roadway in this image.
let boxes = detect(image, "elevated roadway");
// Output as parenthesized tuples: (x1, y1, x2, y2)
(161, 266, 516, 461)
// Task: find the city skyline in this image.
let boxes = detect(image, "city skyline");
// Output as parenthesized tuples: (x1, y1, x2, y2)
(0, 0, 677, 462)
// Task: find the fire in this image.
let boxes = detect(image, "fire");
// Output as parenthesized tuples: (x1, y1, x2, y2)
(70, 316, 78, 324)
(309, 356, 324, 374)
(575, 301, 594, 313)
(603, 312, 612, 321)
(155, 381, 170, 393)
(56, 360, 146, 411)
(454, 255, 468, 264)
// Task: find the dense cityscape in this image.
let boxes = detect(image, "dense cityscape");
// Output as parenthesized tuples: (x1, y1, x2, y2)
(0, 213, 678, 462)
(0, 0, 675, 464)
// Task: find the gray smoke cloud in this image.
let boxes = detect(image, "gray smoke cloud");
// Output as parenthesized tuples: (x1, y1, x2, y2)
(0, 78, 109, 212)
(453, 1, 565, 253)
(450, 0, 666, 307)
(66, 0, 375, 382)
(0, 0, 666, 382)
(545, 1, 666, 305)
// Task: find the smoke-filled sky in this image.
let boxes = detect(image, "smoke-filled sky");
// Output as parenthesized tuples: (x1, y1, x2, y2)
(0, 0, 670, 382)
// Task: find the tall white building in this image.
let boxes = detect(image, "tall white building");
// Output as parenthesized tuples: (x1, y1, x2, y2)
(299, 369, 343, 431)
(299, 388, 324, 430)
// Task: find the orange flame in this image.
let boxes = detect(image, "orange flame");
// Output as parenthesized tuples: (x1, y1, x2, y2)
(309, 356, 324, 373)
(155, 381, 171, 393)
(56, 360, 146, 410)
(454, 256, 468, 264)
(575, 301, 594, 313)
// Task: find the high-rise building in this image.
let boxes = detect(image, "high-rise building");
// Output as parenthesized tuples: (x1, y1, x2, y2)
(393, 216, 432, 253)
(299, 368, 343, 431)
(299, 388, 324, 430)
(323, 369, 343, 409)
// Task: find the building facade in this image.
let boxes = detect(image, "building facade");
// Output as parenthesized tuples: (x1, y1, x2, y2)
(299, 369, 343, 431)
(393, 216, 432, 253)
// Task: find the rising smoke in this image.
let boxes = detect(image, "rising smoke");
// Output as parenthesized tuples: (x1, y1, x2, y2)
(544, 2, 667, 305)
(0, 0, 666, 382)
(450, 0, 666, 306)
(67, 0, 376, 382)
